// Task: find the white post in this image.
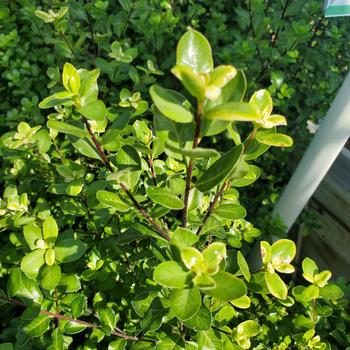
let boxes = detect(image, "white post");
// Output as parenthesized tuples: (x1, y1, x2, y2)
(272, 72, 350, 232)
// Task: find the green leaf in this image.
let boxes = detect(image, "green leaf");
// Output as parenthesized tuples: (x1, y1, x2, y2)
(319, 284, 344, 300)
(7, 268, 43, 303)
(204, 102, 260, 122)
(237, 251, 251, 282)
(314, 270, 332, 287)
(96, 190, 130, 212)
(47, 120, 88, 138)
(249, 89, 273, 119)
(165, 142, 219, 159)
(260, 241, 271, 265)
(23, 223, 43, 250)
(17, 314, 50, 346)
(271, 239, 296, 265)
(51, 328, 64, 350)
(171, 65, 206, 100)
(202, 242, 226, 275)
(230, 165, 261, 187)
(193, 274, 216, 289)
(62, 62, 81, 94)
(54, 239, 87, 263)
(147, 187, 184, 210)
(256, 131, 293, 147)
(77, 100, 107, 121)
(302, 258, 318, 283)
(97, 307, 117, 332)
(39, 91, 74, 109)
(170, 287, 201, 320)
(72, 138, 101, 160)
(108, 339, 127, 350)
(176, 29, 213, 73)
(153, 261, 191, 288)
(40, 264, 61, 290)
(170, 227, 198, 250)
(183, 305, 212, 330)
(197, 330, 224, 349)
(20, 249, 45, 278)
(43, 216, 58, 244)
(214, 204, 246, 220)
(205, 65, 237, 100)
(150, 85, 193, 123)
(292, 285, 319, 303)
(230, 295, 251, 309)
(204, 271, 247, 301)
(214, 305, 235, 326)
(71, 295, 86, 318)
(265, 271, 288, 300)
(140, 298, 165, 333)
(181, 247, 204, 273)
(45, 248, 56, 266)
(236, 320, 260, 338)
(196, 144, 243, 192)
(79, 68, 100, 105)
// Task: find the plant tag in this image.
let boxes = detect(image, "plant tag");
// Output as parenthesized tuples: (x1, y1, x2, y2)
(325, 0, 350, 17)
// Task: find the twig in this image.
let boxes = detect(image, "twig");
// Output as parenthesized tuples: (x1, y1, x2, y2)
(0, 296, 139, 341)
(82, 117, 169, 241)
(196, 181, 229, 236)
(85, 9, 97, 58)
(182, 103, 203, 227)
(59, 29, 79, 61)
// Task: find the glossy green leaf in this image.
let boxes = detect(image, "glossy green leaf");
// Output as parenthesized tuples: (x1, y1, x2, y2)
(47, 120, 88, 138)
(54, 239, 87, 263)
(183, 305, 212, 330)
(176, 29, 213, 73)
(20, 249, 45, 278)
(170, 287, 201, 320)
(271, 239, 296, 265)
(292, 285, 319, 303)
(171, 65, 206, 100)
(197, 330, 224, 349)
(260, 241, 271, 265)
(214, 305, 235, 326)
(249, 89, 272, 119)
(314, 270, 332, 287)
(196, 144, 243, 192)
(170, 227, 198, 250)
(205, 65, 237, 100)
(256, 131, 293, 147)
(230, 165, 261, 187)
(181, 247, 204, 273)
(193, 274, 216, 289)
(265, 271, 288, 300)
(7, 268, 43, 303)
(147, 187, 184, 210)
(140, 298, 165, 333)
(71, 295, 87, 318)
(150, 85, 193, 123)
(204, 271, 247, 301)
(96, 190, 130, 212)
(23, 223, 43, 250)
(72, 138, 101, 160)
(237, 251, 251, 282)
(204, 102, 260, 122)
(319, 284, 344, 300)
(97, 307, 117, 331)
(17, 314, 50, 346)
(202, 242, 226, 275)
(230, 295, 251, 309)
(214, 204, 246, 220)
(79, 68, 100, 104)
(153, 261, 191, 288)
(63, 62, 81, 94)
(236, 320, 260, 338)
(165, 142, 219, 159)
(43, 215, 58, 244)
(77, 100, 107, 121)
(40, 264, 61, 290)
(45, 247, 56, 266)
(39, 91, 74, 109)
(302, 257, 318, 283)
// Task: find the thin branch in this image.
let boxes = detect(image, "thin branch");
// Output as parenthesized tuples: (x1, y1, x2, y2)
(85, 9, 97, 58)
(0, 296, 139, 341)
(82, 117, 169, 241)
(59, 29, 79, 61)
(182, 102, 203, 227)
(196, 180, 229, 236)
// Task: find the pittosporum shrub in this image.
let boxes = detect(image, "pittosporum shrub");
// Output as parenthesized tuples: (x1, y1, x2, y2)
(0, 29, 349, 350)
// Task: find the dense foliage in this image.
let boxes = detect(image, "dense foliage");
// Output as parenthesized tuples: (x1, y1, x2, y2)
(0, 22, 349, 349)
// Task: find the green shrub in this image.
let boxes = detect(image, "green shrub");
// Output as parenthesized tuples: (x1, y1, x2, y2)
(0, 28, 349, 350)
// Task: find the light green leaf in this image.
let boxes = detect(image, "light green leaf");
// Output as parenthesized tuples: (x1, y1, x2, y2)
(153, 261, 191, 288)
(17, 314, 50, 346)
(150, 85, 193, 123)
(79, 68, 100, 105)
(97, 307, 117, 331)
(176, 29, 213, 73)
(63, 62, 80, 94)
(47, 120, 88, 138)
(205, 65, 237, 100)
(204, 102, 260, 122)
(236, 320, 260, 338)
(197, 330, 224, 349)
(292, 285, 319, 303)
(39, 91, 74, 109)
(51, 328, 64, 350)
(45, 247, 56, 266)
(193, 274, 216, 289)
(265, 271, 288, 300)
(204, 271, 247, 301)
(77, 100, 107, 121)
(181, 247, 204, 273)
(170, 227, 198, 250)
(314, 270, 332, 287)
(171, 65, 206, 100)
(40, 264, 61, 290)
(319, 284, 344, 300)
(54, 239, 87, 263)
(230, 165, 261, 187)
(183, 305, 212, 330)
(170, 287, 201, 320)
(21, 249, 45, 278)
(214, 305, 235, 326)
(302, 257, 318, 283)
(196, 144, 243, 192)
(271, 239, 296, 265)
(71, 295, 86, 318)
(23, 223, 43, 250)
(96, 190, 130, 212)
(43, 216, 58, 244)
(230, 295, 251, 309)
(256, 131, 293, 147)
(249, 89, 273, 119)
(260, 241, 271, 265)
(72, 138, 101, 160)
(7, 268, 43, 303)
(214, 204, 246, 220)
(237, 251, 251, 282)
(202, 242, 226, 275)
(147, 187, 184, 210)
(165, 142, 219, 159)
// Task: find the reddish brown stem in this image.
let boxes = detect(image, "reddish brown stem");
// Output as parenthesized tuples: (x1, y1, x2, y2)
(196, 181, 229, 235)
(82, 117, 169, 241)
